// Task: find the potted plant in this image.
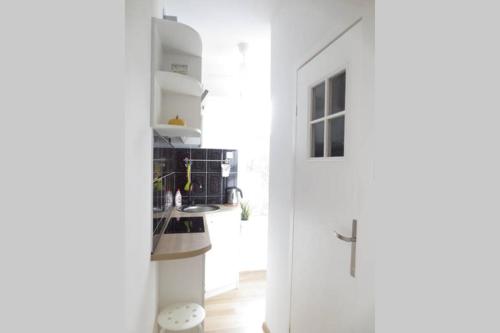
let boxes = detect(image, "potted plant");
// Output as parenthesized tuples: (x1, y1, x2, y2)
(240, 202, 251, 221)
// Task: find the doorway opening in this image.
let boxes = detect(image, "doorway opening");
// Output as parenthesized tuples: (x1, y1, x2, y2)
(163, 1, 272, 332)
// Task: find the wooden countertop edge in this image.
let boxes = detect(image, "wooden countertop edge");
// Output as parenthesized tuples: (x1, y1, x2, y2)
(150, 204, 239, 262)
(150, 243, 211, 261)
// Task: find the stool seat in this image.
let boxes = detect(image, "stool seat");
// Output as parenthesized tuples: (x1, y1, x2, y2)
(158, 303, 205, 332)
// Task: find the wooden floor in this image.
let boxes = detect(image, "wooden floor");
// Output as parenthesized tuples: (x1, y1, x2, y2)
(204, 271, 266, 333)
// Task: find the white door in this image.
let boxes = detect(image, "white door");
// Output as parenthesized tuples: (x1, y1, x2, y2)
(290, 20, 374, 333)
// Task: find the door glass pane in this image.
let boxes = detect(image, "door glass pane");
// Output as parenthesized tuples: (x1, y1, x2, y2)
(311, 122, 324, 157)
(312, 82, 325, 120)
(328, 116, 345, 157)
(329, 71, 346, 115)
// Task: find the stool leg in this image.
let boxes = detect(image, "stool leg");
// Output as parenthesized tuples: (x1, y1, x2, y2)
(197, 323, 202, 333)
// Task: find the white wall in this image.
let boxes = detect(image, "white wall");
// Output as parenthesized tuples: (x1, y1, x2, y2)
(266, 1, 371, 332)
(0, 0, 126, 332)
(375, 1, 500, 332)
(126, 0, 163, 333)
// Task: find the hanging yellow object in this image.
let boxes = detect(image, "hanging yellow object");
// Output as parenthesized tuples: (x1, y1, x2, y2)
(184, 161, 192, 192)
(168, 115, 185, 126)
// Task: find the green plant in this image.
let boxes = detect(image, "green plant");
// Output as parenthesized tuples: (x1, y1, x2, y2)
(240, 202, 251, 221)
(153, 178, 163, 192)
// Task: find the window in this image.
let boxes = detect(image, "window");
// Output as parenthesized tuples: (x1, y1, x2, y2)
(310, 70, 346, 158)
(312, 82, 325, 121)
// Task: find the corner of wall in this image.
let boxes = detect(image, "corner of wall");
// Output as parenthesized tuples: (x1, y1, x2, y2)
(126, 0, 163, 332)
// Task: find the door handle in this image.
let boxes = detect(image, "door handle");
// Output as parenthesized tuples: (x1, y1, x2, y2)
(334, 219, 357, 277)
(334, 231, 356, 243)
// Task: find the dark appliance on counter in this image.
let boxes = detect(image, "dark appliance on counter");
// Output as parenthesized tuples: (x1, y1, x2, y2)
(164, 217, 205, 234)
(226, 187, 243, 205)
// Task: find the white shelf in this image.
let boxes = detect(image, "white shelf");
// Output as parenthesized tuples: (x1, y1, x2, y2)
(155, 71, 203, 97)
(151, 18, 203, 147)
(153, 18, 202, 57)
(153, 124, 201, 139)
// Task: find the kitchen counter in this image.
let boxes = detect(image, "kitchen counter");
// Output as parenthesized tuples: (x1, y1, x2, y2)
(151, 204, 239, 261)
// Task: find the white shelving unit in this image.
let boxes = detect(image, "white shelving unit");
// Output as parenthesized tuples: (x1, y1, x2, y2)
(154, 18, 202, 57)
(151, 18, 203, 146)
(153, 125, 201, 139)
(155, 71, 203, 97)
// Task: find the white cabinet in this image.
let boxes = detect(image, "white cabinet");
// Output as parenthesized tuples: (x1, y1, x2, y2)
(205, 209, 240, 298)
(158, 255, 205, 309)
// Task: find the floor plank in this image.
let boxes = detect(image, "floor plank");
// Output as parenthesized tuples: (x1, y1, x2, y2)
(205, 271, 266, 333)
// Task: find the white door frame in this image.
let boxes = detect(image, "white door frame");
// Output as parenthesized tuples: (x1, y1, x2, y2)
(287, 16, 365, 332)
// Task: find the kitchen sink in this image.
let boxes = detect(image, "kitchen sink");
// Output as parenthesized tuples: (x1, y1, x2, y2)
(178, 205, 220, 213)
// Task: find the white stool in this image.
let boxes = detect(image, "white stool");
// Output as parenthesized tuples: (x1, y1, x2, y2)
(158, 303, 206, 333)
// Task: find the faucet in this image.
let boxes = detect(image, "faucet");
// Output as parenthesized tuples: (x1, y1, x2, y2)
(188, 182, 202, 206)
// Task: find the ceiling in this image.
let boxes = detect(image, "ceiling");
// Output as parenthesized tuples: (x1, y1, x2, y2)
(163, 0, 274, 77)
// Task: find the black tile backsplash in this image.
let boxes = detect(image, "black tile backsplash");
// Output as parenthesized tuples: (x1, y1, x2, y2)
(153, 137, 238, 208)
(181, 196, 206, 206)
(224, 173, 238, 189)
(207, 149, 222, 160)
(207, 160, 220, 172)
(164, 148, 176, 173)
(191, 149, 207, 160)
(207, 196, 223, 205)
(207, 173, 223, 196)
(190, 173, 207, 196)
(152, 145, 176, 211)
(191, 160, 206, 172)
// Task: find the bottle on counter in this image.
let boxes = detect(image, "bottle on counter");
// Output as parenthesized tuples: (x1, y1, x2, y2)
(175, 189, 182, 209)
(165, 190, 173, 208)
